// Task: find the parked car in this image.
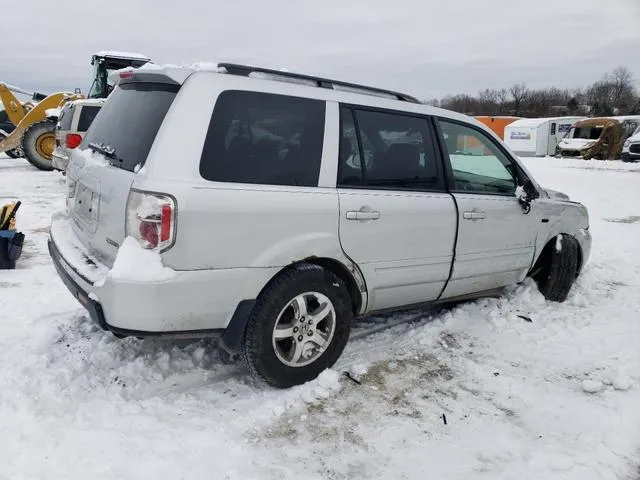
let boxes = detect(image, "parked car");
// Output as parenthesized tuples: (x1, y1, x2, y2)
(622, 125, 640, 162)
(556, 116, 640, 160)
(49, 63, 591, 388)
(52, 99, 104, 172)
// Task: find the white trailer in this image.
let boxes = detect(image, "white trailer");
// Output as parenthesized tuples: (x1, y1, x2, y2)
(505, 117, 586, 157)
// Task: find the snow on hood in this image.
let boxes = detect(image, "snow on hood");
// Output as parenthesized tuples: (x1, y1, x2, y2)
(626, 132, 640, 144)
(558, 138, 597, 151)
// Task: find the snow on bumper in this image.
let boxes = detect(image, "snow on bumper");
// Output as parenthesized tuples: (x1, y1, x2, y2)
(49, 215, 278, 334)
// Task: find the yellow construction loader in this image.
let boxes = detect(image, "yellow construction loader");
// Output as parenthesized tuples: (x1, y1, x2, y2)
(0, 51, 150, 171)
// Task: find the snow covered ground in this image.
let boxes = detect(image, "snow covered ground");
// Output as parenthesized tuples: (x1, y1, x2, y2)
(0, 154, 639, 480)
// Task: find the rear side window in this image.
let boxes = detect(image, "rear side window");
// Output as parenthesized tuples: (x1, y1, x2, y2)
(58, 105, 74, 130)
(200, 91, 326, 187)
(82, 82, 178, 172)
(338, 107, 444, 191)
(77, 106, 102, 132)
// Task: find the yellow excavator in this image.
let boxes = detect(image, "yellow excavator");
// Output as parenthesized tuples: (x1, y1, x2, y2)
(0, 51, 150, 171)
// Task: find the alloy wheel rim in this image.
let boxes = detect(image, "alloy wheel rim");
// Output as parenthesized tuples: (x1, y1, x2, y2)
(272, 291, 336, 368)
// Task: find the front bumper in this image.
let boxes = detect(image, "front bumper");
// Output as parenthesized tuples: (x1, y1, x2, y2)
(574, 227, 592, 274)
(622, 151, 640, 162)
(557, 149, 584, 158)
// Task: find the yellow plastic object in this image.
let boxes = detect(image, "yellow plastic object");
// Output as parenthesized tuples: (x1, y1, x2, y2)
(0, 202, 18, 230)
(0, 84, 27, 126)
(0, 92, 81, 154)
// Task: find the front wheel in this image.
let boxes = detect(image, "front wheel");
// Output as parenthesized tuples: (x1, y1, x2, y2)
(242, 265, 353, 388)
(532, 234, 579, 302)
(21, 120, 56, 171)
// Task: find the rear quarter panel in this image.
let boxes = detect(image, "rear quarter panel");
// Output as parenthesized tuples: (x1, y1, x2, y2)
(134, 73, 348, 271)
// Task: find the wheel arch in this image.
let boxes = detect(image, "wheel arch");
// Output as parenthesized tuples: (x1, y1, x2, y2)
(530, 232, 584, 278)
(221, 257, 367, 353)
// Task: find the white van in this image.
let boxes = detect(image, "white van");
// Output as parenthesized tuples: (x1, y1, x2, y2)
(505, 117, 586, 157)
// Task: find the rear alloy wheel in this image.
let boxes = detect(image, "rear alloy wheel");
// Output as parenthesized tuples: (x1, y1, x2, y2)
(242, 265, 352, 388)
(21, 120, 57, 171)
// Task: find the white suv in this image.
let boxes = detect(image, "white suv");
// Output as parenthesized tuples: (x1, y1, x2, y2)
(49, 63, 591, 388)
(52, 99, 104, 172)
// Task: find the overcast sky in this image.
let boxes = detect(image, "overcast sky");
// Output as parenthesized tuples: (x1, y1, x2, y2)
(4, 0, 640, 99)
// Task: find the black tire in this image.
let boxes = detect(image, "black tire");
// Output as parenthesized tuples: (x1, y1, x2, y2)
(0, 132, 20, 159)
(21, 120, 56, 171)
(242, 264, 353, 388)
(533, 235, 579, 302)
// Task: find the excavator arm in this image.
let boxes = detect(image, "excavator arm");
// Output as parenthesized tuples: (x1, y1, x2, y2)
(0, 84, 28, 126)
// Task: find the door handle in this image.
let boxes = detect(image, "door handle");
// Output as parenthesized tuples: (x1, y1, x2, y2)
(463, 210, 487, 220)
(346, 210, 381, 221)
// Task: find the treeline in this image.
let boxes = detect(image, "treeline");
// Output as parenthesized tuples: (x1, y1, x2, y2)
(426, 67, 639, 117)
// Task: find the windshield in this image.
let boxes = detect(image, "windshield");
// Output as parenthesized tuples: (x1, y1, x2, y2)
(82, 82, 178, 171)
(88, 62, 110, 98)
(571, 126, 603, 140)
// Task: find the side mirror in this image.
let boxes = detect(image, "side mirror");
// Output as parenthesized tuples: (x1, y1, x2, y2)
(523, 179, 539, 200)
(517, 180, 539, 214)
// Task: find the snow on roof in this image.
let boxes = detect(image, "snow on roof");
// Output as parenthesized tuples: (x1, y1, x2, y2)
(507, 117, 585, 128)
(611, 115, 640, 121)
(93, 51, 150, 61)
(71, 98, 106, 106)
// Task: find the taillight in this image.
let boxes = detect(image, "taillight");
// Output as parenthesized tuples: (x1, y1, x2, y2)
(125, 190, 176, 251)
(65, 133, 82, 149)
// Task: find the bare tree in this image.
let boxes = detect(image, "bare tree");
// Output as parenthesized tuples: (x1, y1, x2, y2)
(509, 83, 529, 116)
(431, 67, 637, 118)
(496, 89, 509, 114)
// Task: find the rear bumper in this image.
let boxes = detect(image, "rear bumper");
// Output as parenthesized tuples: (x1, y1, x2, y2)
(48, 238, 108, 329)
(48, 219, 276, 336)
(51, 149, 70, 171)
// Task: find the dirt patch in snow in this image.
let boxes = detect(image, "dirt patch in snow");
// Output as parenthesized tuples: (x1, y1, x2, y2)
(603, 215, 640, 224)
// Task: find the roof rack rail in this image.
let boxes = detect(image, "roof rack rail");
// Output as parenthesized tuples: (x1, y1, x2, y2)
(217, 63, 422, 104)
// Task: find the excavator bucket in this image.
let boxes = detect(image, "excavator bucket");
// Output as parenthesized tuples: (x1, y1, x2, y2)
(1, 50, 150, 169)
(0, 92, 71, 153)
(0, 84, 28, 126)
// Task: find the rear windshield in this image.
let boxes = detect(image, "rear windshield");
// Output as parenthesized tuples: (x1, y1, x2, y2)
(58, 104, 74, 130)
(77, 105, 102, 132)
(82, 82, 178, 172)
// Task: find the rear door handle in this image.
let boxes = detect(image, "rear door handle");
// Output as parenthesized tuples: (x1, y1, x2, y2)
(346, 210, 381, 221)
(463, 210, 487, 220)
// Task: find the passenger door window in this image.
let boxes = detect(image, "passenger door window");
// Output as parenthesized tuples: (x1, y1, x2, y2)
(437, 119, 518, 195)
(338, 107, 444, 191)
(200, 91, 326, 187)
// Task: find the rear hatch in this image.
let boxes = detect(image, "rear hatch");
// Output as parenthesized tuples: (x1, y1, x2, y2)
(54, 103, 75, 158)
(66, 81, 179, 267)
